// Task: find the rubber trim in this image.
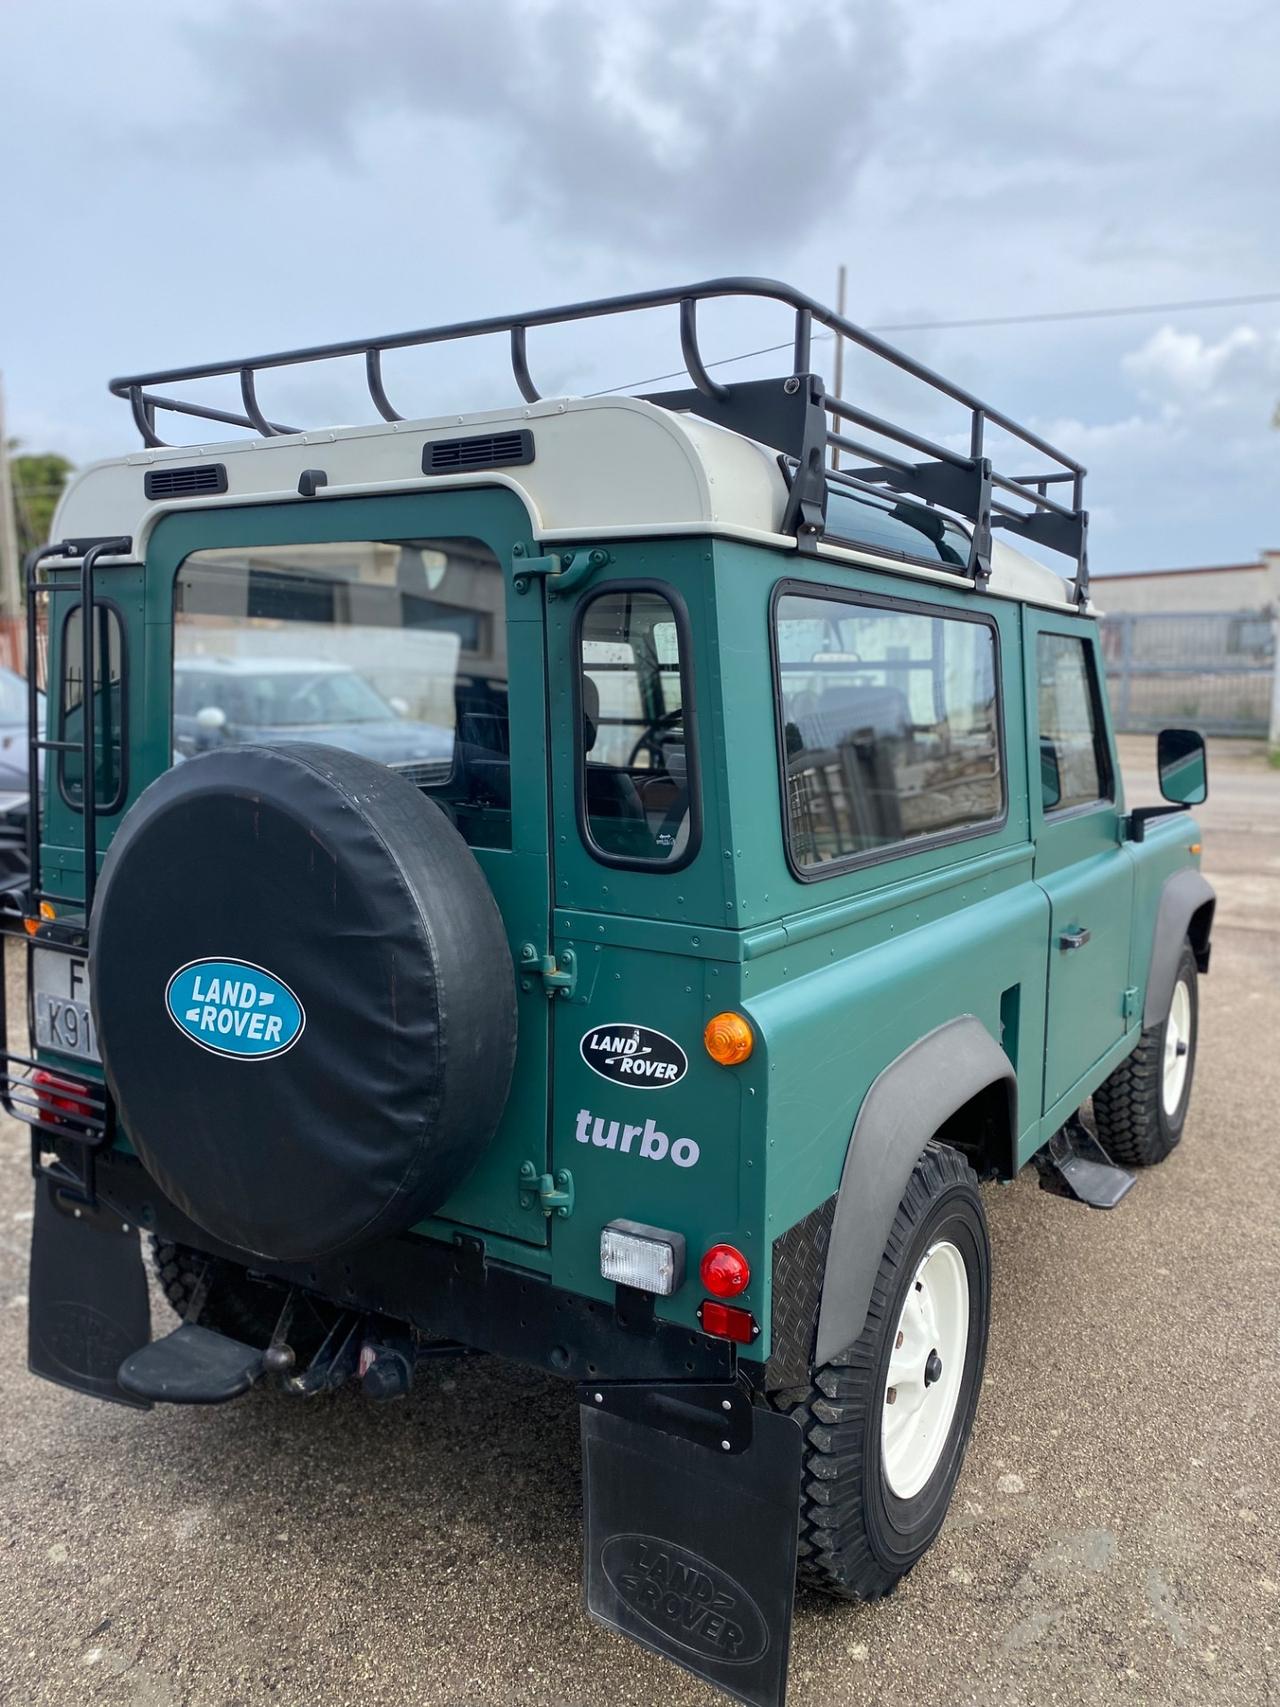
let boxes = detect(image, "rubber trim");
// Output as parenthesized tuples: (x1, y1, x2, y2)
(813, 1015, 1014, 1366)
(1144, 867, 1215, 1029)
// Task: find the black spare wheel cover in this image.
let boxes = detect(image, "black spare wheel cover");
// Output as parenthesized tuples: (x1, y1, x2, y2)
(90, 744, 516, 1262)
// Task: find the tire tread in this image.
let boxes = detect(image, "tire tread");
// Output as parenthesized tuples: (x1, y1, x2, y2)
(766, 1142, 982, 1601)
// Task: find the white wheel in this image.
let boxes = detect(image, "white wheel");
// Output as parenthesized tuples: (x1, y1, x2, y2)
(1162, 975, 1192, 1115)
(881, 1239, 970, 1500)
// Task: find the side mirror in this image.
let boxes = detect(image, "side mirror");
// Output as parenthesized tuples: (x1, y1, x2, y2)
(1039, 738, 1062, 811)
(195, 705, 228, 734)
(1157, 727, 1207, 806)
(388, 696, 410, 718)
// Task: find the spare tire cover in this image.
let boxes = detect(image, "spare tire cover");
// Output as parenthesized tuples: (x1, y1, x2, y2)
(89, 744, 516, 1262)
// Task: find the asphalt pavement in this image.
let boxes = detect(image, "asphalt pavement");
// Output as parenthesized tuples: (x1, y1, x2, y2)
(0, 736, 1276, 1707)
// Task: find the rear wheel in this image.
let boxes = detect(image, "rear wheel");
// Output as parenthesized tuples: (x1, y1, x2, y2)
(768, 1142, 990, 1601)
(150, 1238, 289, 1347)
(1092, 938, 1199, 1166)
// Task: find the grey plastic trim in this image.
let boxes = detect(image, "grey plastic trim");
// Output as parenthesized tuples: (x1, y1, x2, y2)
(1143, 869, 1215, 1030)
(813, 1015, 1015, 1367)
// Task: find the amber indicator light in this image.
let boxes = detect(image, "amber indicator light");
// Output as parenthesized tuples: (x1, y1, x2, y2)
(704, 1011, 753, 1066)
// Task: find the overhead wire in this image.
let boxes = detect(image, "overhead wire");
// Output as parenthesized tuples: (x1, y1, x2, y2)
(586, 289, 1280, 396)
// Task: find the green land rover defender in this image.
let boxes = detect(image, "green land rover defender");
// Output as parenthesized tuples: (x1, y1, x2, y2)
(9, 281, 1214, 1707)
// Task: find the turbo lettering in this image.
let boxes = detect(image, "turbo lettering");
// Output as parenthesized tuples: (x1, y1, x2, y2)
(573, 1107, 700, 1169)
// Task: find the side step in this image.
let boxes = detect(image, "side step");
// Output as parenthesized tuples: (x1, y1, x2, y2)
(118, 1323, 265, 1404)
(1039, 1118, 1135, 1210)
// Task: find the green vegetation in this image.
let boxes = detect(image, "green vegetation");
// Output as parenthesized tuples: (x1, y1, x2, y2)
(7, 446, 73, 558)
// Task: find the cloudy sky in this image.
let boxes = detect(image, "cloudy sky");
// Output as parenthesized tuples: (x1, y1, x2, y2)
(2, 0, 1277, 574)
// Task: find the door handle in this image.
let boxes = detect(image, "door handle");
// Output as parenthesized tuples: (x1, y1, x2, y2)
(1059, 926, 1091, 951)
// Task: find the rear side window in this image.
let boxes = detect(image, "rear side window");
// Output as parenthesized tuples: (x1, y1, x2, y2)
(174, 537, 511, 850)
(576, 586, 699, 869)
(60, 602, 126, 812)
(773, 588, 1003, 873)
(1036, 632, 1111, 812)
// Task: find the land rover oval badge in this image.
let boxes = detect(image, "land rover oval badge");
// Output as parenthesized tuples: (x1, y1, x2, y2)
(165, 958, 305, 1060)
(580, 1023, 687, 1089)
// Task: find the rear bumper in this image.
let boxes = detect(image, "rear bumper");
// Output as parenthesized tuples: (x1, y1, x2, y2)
(85, 1147, 736, 1387)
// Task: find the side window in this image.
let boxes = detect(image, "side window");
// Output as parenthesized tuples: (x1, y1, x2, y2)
(773, 589, 1003, 873)
(577, 586, 699, 868)
(173, 537, 510, 850)
(60, 602, 126, 811)
(1036, 632, 1111, 813)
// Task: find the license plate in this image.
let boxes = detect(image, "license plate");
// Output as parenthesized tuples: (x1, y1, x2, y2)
(33, 948, 99, 1063)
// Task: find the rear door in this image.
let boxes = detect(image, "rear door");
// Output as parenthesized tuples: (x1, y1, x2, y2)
(1025, 609, 1135, 1119)
(143, 488, 554, 1246)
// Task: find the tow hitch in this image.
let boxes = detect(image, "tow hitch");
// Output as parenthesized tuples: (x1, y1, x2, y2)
(117, 1291, 426, 1406)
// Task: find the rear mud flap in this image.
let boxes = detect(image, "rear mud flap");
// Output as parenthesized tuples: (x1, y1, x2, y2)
(582, 1389, 803, 1707)
(28, 1173, 152, 1409)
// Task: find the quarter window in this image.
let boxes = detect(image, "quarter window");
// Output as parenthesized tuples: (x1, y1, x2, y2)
(577, 587, 697, 867)
(174, 538, 510, 849)
(1036, 633, 1110, 812)
(60, 603, 125, 811)
(774, 591, 1003, 872)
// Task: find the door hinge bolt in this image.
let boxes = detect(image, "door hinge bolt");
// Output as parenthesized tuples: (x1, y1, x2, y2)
(519, 943, 577, 999)
(518, 1161, 575, 1219)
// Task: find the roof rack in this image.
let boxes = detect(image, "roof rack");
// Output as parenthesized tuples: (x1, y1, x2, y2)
(108, 277, 1088, 604)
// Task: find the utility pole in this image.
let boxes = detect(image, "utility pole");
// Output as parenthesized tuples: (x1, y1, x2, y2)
(830, 264, 847, 470)
(0, 375, 21, 622)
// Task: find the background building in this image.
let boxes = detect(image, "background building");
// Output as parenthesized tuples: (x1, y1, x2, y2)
(1093, 551, 1278, 740)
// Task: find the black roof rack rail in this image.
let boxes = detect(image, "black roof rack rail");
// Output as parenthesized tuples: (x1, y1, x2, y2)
(108, 277, 1088, 604)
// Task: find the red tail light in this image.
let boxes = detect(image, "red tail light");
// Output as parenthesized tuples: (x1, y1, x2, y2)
(700, 1243, 750, 1297)
(698, 1299, 759, 1344)
(32, 1068, 95, 1130)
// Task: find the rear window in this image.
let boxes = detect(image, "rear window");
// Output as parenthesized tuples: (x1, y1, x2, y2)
(773, 588, 1003, 873)
(174, 537, 511, 849)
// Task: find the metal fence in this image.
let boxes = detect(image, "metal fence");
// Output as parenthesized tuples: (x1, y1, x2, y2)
(1099, 609, 1276, 737)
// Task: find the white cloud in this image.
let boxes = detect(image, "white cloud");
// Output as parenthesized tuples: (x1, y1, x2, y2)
(1032, 321, 1280, 567)
(1122, 324, 1280, 410)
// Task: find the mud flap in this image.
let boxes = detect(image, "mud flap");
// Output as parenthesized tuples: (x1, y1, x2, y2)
(582, 1389, 803, 1707)
(27, 1173, 152, 1409)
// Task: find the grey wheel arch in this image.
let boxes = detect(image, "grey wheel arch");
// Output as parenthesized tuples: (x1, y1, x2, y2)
(813, 1015, 1014, 1368)
(1143, 868, 1215, 1030)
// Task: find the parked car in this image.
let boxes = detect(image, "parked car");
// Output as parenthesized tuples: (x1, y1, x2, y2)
(0, 666, 44, 911)
(173, 655, 454, 775)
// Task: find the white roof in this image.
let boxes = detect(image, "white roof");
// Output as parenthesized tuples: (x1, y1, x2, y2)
(52, 395, 1081, 611)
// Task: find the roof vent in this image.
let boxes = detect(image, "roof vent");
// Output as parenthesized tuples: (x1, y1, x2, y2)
(144, 463, 228, 499)
(424, 430, 534, 474)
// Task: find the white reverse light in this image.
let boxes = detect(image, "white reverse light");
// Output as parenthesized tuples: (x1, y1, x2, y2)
(600, 1219, 686, 1297)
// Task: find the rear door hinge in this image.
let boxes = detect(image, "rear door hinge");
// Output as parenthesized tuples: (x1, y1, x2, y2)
(510, 543, 610, 598)
(1123, 986, 1140, 1024)
(519, 1161, 574, 1219)
(519, 942, 577, 999)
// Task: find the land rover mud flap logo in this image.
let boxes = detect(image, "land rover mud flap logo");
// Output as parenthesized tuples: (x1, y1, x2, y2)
(165, 958, 305, 1060)
(600, 1534, 768, 1665)
(580, 1023, 688, 1088)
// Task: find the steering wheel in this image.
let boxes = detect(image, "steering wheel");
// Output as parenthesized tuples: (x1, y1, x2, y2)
(626, 707, 684, 771)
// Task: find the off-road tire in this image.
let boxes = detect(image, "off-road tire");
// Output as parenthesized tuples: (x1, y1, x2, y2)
(150, 1238, 288, 1347)
(1092, 939, 1198, 1167)
(767, 1142, 990, 1601)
